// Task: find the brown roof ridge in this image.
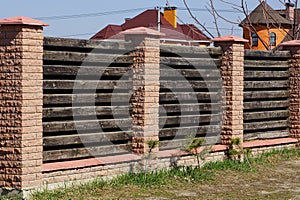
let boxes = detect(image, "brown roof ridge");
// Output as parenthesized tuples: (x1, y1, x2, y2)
(239, 1, 292, 27)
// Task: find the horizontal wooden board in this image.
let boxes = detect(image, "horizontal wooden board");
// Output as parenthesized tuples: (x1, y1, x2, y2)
(44, 37, 129, 50)
(244, 110, 289, 121)
(160, 114, 221, 126)
(160, 92, 221, 102)
(244, 50, 290, 59)
(44, 93, 130, 105)
(44, 131, 132, 147)
(160, 57, 221, 68)
(244, 130, 289, 141)
(160, 103, 221, 114)
(244, 60, 289, 68)
(44, 92, 220, 105)
(244, 91, 289, 100)
(43, 143, 131, 162)
(244, 71, 289, 78)
(159, 136, 221, 150)
(43, 65, 131, 77)
(43, 103, 220, 119)
(244, 100, 289, 110)
(43, 106, 130, 119)
(160, 45, 222, 56)
(244, 120, 288, 131)
(160, 68, 220, 78)
(159, 125, 221, 138)
(44, 51, 133, 63)
(43, 118, 132, 133)
(44, 80, 131, 90)
(160, 80, 222, 90)
(244, 80, 289, 89)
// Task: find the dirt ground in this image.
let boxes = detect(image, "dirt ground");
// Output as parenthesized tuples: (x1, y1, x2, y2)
(98, 159, 300, 200)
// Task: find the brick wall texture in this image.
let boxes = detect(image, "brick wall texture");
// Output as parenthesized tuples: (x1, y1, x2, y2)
(128, 35, 160, 154)
(289, 50, 300, 147)
(217, 43, 244, 145)
(0, 25, 43, 189)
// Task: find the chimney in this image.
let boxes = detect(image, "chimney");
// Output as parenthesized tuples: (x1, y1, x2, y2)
(164, 7, 177, 28)
(286, 2, 295, 21)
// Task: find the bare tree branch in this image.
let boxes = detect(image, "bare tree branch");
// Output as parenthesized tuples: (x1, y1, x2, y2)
(208, 0, 221, 36)
(182, 0, 215, 38)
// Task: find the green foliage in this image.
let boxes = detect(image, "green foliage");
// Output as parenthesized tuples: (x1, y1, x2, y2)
(146, 140, 159, 153)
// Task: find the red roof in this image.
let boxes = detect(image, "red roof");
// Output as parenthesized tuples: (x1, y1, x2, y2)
(91, 9, 210, 41)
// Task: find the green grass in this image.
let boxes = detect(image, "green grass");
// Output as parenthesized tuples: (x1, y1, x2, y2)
(14, 148, 300, 200)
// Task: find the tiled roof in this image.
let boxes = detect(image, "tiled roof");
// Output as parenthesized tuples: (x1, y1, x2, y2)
(91, 9, 210, 41)
(240, 1, 292, 26)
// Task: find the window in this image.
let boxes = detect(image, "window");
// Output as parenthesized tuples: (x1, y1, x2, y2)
(270, 32, 276, 46)
(251, 33, 258, 46)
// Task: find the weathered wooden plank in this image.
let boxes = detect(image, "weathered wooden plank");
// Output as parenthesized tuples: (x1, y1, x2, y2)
(43, 106, 130, 119)
(244, 71, 289, 78)
(160, 80, 221, 89)
(244, 130, 289, 141)
(43, 65, 131, 77)
(159, 114, 221, 126)
(160, 92, 221, 102)
(43, 118, 132, 133)
(160, 103, 221, 114)
(244, 50, 291, 59)
(160, 68, 220, 78)
(159, 125, 221, 138)
(44, 80, 131, 90)
(44, 93, 130, 105)
(160, 57, 221, 67)
(43, 143, 131, 162)
(244, 100, 289, 110)
(244, 110, 289, 121)
(43, 103, 220, 119)
(43, 131, 132, 147)
(244, 120, 288, 131)
(44, 37, 129, 50)
(44, 51, 133, 63)
(160, 45, 222, 57)
(244, 80, 289, 89)
(44, 92, 220, 105)
(159, 136, 221, 150)
(244, 60, 289, 68)
(244, 91, 289, 100)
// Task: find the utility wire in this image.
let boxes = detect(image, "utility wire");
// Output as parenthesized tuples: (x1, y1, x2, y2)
(35, 7, 152, 20)
(35, 7, 238, 21)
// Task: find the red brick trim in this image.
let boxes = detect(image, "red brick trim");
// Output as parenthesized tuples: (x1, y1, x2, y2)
(43, 145, 227, 172)
(243, 138, 298, 148)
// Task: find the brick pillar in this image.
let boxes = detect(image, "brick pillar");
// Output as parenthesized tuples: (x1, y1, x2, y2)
(281, 40, 300, 147)
(212, 35, 248, 146)
(0, 16, 48, 192)
(124, 27, 163, 154)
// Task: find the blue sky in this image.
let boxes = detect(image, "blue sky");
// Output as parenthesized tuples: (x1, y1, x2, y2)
(0, 0, 285, 39)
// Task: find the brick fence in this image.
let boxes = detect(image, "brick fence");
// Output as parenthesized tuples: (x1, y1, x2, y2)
(0, 16, 299, 197)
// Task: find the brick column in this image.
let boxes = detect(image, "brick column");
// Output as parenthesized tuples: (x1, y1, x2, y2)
(281, 40, 300, 147)
(212, 35, 248, 145)
(123, 27, 163, 154)
(0, 16, 48, 192)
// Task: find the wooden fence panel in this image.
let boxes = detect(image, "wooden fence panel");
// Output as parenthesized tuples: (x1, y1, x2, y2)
(243, 50, 291, 140)
(159, 45, 223, 150)
(43, 37, 133, 163)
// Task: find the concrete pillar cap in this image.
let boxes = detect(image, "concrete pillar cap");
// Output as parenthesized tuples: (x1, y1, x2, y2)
(0, 16, 49, 26)
(280, 40, 300, 46)
(121, 27, 165, 36)
(212, 35, 248, 43)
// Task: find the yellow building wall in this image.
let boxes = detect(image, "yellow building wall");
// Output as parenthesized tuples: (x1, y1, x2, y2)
(243, 25, 290, 50)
